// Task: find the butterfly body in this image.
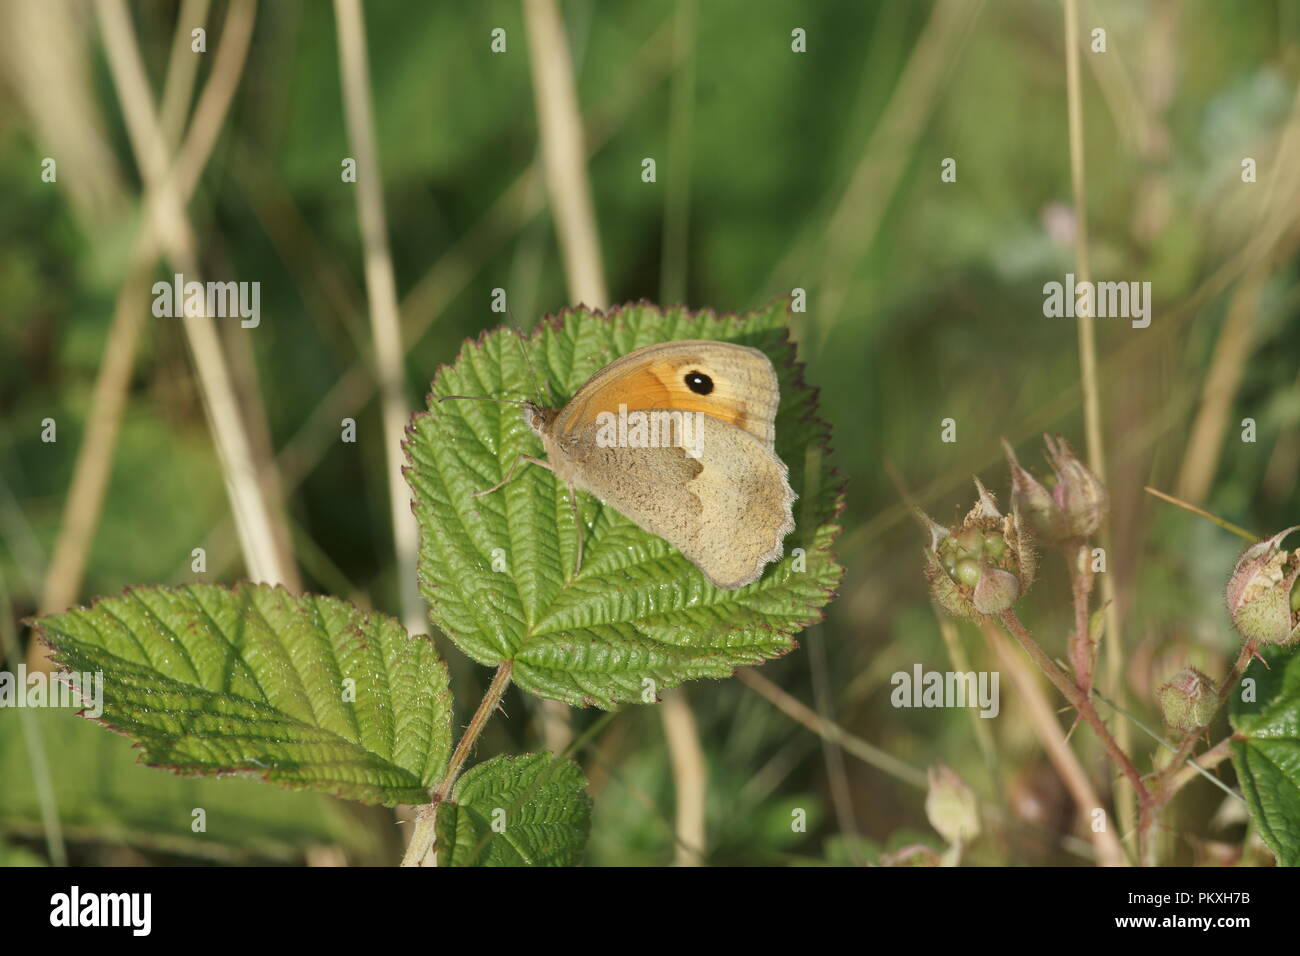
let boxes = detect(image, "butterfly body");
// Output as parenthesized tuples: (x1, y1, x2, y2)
(522, 340, 796, 590)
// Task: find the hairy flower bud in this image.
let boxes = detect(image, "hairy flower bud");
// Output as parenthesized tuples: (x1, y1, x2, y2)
(1156, 668, 1217, 733)
(1003, 435, 1108, 544)
(918, 479, 1036, 618)
(1226, 526, 1300, 647)
(925, 764, 981, 846)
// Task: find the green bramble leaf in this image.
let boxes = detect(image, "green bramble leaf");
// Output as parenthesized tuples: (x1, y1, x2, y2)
(33, 583, 453, 807)
(435, 753, 591, 866)
(1230, 643, 1300, 865)
(405, 300, 844, 707)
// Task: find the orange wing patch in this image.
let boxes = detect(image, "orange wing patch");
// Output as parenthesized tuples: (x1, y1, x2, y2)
(571, 361, 749, 424)
(549, 341, 780, 447)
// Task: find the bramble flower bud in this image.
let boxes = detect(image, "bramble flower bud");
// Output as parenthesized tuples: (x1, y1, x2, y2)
(918, 479, 1036, 618)
(925, 764, 981, 846)
(1156, 668, 1217, 733)
(1226, 526, 1300, 648)
(1002, 434, 1108, 545)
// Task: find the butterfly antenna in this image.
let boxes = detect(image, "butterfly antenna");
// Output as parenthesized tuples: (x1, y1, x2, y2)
(506, 310, 549, 406)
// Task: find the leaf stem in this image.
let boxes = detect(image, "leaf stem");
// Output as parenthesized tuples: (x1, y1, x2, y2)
(401, 660, 514, 867)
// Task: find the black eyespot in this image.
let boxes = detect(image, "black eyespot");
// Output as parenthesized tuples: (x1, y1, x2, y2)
(684, 371, 713, 395)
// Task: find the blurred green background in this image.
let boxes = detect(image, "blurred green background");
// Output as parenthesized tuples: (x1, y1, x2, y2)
(1, 0, 1298, 865)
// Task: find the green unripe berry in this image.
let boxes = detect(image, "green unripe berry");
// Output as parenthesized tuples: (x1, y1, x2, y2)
(955, 529, 983, 557)
(982, 534, 1007, 559)
(954, 558, 981, 588)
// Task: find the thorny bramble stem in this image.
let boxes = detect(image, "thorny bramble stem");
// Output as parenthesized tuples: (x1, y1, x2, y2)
(996, 611, 1151, 807)
(1066, 541, 1096, 697)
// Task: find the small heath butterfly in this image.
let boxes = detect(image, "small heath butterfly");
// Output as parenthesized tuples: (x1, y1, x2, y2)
(446, 339, 796, 589)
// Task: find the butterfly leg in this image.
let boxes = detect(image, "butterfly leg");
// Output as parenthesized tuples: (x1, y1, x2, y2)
(470, 454, 551, 498)
(566, 483, 585, 578)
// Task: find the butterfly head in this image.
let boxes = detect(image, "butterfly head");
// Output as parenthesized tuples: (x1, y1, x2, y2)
(522, 401, 556, 436)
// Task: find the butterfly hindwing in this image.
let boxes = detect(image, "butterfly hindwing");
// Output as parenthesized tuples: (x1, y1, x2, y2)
(544, 412, 795, 589)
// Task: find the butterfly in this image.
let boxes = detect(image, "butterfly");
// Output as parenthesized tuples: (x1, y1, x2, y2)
(445, 339, 796, 589)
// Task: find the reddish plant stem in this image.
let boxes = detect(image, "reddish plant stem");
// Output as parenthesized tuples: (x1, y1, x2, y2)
(1160, 734, 1203, 794)
(1067, 541, 1096, 697)
(1217, 640, 1257, 708)
(998, 610, 1151, 810)
(1163, 735, 1236, 800)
